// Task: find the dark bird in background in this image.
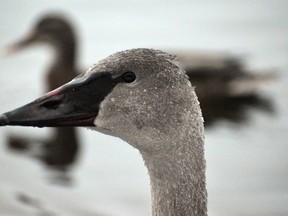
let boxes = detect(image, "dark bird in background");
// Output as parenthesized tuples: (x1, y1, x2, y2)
(6, 14, 80, 175)
(173, 51, 275, 126)
(4, 13, 275, 173)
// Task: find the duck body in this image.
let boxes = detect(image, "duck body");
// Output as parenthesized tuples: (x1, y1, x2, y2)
(0, 48, 207, 216)
(173, 51, 274, 125)
(47, 63, 78, 91)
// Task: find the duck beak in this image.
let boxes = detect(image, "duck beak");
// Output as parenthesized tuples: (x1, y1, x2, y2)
(5, 31, 37, 55)
(0, 73, 115, 127)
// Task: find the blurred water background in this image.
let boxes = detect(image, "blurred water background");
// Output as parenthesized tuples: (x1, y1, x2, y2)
(0, 0, 287, 216)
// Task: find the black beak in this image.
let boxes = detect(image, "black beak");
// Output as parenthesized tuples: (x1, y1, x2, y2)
(0, 72, 120, 128)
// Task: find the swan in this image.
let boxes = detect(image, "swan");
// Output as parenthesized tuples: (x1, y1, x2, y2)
(6, 14, 80, 169)
(0, 48, 207, 216)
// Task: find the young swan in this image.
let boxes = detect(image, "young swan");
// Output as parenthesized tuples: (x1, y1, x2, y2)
(0, 48, 207, 216)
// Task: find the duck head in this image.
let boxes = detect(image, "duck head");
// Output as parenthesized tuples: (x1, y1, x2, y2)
(6, 14, 76, 54)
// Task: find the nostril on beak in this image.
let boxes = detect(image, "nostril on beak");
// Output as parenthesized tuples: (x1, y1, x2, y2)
(40, 96, 63, 110)
(0, 115, 9, 126)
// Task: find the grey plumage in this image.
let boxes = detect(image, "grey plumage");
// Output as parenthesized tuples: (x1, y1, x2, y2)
(92, 49, 207, 216)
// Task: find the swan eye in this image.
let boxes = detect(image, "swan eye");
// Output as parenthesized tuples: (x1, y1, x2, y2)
(122, 71, 136, 83)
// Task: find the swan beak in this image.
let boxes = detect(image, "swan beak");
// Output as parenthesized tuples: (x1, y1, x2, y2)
(5, 31, 37, 55)
(0, 74, 108, 127)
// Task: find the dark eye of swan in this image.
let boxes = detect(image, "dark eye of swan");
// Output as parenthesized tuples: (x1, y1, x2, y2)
(122, 71, 136, 83)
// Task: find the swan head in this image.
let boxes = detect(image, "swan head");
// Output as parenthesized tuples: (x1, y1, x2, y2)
(0, 48, 200, 152)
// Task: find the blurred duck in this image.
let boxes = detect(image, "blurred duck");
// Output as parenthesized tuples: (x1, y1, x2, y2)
(7, 14, 78, 90)
(6, 14, 80, 172)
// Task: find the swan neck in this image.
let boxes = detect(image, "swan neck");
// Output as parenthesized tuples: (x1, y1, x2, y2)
(141, 130, 207, 216)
